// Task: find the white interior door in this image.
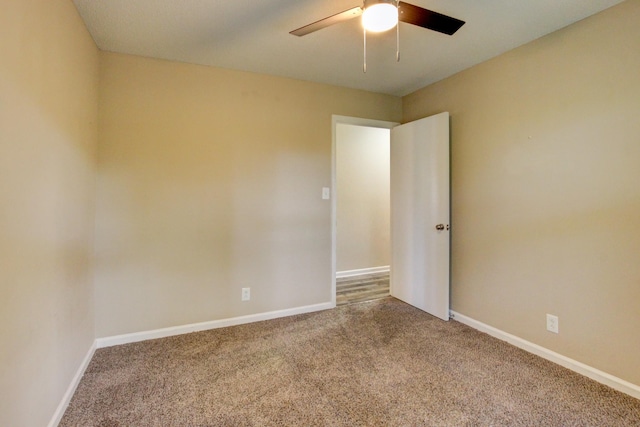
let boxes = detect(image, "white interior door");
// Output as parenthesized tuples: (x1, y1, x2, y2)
(390, 112, 450, 321)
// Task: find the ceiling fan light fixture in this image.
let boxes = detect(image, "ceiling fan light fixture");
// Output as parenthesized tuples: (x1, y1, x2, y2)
(362, 0, 398, 32)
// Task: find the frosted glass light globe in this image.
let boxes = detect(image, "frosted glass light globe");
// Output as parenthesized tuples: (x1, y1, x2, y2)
(362, 3, 398, 32)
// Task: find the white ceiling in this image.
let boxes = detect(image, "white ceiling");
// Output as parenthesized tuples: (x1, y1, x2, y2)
(73, 0, 624, 97)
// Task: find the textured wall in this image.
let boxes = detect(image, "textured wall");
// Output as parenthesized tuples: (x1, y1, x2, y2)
(0, 1, 99, 426)
(95, 52, 402, 337)
(403, 0, 640, 386)
(336, 124, 390, 273)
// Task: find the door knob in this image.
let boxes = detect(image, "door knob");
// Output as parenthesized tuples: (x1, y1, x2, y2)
(436, 224, 445, 231)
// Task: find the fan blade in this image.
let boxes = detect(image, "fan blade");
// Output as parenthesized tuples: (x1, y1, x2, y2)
(398, 2, 465, 35)
(290, 6, 363, 37)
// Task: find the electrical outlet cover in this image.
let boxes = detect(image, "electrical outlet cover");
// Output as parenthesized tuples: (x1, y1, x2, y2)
(546, 314, 559, 333)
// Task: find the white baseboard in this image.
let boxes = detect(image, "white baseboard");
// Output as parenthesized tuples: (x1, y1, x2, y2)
(48, 341, 96, 427)
(336, 266, 390, 279)
(97, 302, 334, 348)
(450, 310, 640, 400)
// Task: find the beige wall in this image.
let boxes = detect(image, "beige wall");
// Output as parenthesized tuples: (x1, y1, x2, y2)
(95, 52, 402, 337)
(403, 0, 640, 386)
(0, 1, 99, 426)
(3, 1, 636, 423)
(336, 124, 390, 272)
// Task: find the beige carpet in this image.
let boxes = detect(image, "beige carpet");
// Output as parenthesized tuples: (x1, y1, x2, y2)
(61, 297, 640, 426)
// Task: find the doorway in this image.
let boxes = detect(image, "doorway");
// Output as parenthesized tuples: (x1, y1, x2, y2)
(331, 116, 398, 307)
(331, 113, 451, 320)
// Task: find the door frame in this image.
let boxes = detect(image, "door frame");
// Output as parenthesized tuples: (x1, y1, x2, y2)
(331, 115, 399, 307)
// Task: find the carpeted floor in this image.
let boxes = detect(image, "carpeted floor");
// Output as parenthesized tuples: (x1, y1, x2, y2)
(61, 297, 640, 426)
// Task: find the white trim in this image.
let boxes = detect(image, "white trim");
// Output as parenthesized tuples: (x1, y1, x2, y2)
(97, 302, 333, 348)
(336, 266, 390, 278)
(48, 341, 96, 427)
(450, 310, 640, 400)
(331, 115, 399, 308)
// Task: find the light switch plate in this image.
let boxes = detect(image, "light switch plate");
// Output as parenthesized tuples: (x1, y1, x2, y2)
(322, 187, 330, 200)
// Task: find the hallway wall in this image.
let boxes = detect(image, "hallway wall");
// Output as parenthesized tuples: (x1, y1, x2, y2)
(336, 124, 390, 273)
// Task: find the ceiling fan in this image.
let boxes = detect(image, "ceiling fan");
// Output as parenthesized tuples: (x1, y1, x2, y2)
(290, 0, 465, 71)
(291, 0, 464, 37)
